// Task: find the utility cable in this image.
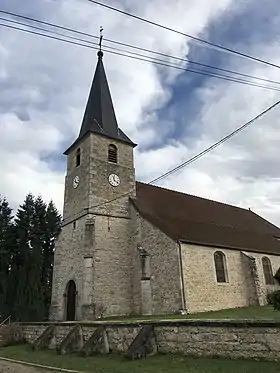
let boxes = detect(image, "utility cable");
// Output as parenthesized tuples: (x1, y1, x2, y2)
(1, 10, 280, 86)
(1, 22, 280, 92)
(149, 100, 280, 184)
(88, 0, 280, 70)
(63, 99, 280, 217)
(1, 16, 279, 208)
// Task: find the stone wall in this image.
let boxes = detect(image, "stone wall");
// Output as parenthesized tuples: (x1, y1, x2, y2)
(131, 207, 183, 315)
(92, 214, 134, 316)
(156, 320, 280, 361)
(181, 243, 280, 313)
(51, 130, 137, 320)
(51, 214, 89, 321)
(16, 320, 280, 361)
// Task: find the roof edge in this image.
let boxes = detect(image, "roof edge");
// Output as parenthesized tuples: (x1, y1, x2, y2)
(135, 181, 259, 216)
(179, 238, 280, 256)
(64, 130, 137, 155)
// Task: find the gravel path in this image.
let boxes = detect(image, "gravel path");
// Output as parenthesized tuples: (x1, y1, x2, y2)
(0, 360, 48, 372)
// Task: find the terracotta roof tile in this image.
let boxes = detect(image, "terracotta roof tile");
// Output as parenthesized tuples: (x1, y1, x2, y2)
(133, 182, 280, 255)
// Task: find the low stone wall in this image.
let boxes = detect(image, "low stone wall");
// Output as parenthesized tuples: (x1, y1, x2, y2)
(10, 320, 280, 361)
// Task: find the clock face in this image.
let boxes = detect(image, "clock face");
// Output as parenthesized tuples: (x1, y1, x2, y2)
(108, 173, 120, 187)
(73, 175, 80, 189)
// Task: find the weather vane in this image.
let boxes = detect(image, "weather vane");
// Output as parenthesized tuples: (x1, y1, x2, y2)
(99, 26, 104, 51)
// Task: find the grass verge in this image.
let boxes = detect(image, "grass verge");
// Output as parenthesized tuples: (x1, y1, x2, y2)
(0, 345, 280, 373)
(100, 305, 280, 322)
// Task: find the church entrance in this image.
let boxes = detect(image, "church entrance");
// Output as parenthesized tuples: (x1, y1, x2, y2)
(66, 280, 76, 321)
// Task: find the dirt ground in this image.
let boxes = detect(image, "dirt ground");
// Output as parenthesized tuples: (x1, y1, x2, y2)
(0, 360, 48, 372)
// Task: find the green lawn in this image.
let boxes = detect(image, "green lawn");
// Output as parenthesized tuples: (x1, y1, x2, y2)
(100, 305, 280, 322)
(0, 345, 279, 373)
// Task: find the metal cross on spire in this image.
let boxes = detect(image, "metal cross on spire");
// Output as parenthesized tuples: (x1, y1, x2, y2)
(99, 26, 104, 51)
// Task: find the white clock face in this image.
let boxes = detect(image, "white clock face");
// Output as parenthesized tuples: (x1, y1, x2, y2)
(108, 173, 120, 187)
(73, 175, 80, 189)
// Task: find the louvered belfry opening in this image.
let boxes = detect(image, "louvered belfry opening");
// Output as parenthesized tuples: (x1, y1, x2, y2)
(76, 148, 81, 167)
(108, 144, 117, 163)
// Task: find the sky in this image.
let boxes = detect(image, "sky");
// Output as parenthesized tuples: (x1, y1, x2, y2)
(1, 0, 280, 225)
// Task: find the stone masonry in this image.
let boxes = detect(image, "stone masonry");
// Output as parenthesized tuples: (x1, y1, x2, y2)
(50, 50, 280, 321)
(14, 320, 280, 362)
(181, 243, 280, 313)
(51, 132, 136, 320)
(130, 207, 183, 315)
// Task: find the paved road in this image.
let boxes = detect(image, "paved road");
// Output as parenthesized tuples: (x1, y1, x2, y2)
(0, 360, 48, 372)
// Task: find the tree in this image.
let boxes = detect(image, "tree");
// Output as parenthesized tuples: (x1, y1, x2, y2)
(0, 196, 14, 318)
(11, 193, 35, 321)
(3, 193, 61, 321)
(25, 196, 47, 321)
(42, 201, 61, 319)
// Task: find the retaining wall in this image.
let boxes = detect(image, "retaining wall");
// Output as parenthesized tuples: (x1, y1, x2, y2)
(5, 320, 280, 361)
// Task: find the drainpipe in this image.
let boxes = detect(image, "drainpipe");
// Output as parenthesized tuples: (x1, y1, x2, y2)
(177, 241, 187, 312)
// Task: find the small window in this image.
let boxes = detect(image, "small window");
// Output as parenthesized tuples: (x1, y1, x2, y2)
(262, 257, 275, 285)
(214, 251, 228, 283)
(76, 148, 81, 167)
(140, 251, 151, 280)
(108, 144, 117, 163)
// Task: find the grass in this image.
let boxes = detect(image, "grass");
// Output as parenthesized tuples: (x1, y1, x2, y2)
(100, 305, 280, 322)
(0, 345, 280, 373)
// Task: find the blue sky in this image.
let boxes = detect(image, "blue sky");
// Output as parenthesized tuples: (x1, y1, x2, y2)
(1, 0, 280, 225)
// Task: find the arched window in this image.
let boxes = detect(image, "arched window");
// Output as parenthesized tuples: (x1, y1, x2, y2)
(214, 251, 228, 283)
(262, 257, 275, 285)
(108, 144, 117, 163)
(76, 148, 81, 167)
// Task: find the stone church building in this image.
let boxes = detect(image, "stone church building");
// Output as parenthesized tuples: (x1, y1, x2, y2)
(50, 51, 280, 321)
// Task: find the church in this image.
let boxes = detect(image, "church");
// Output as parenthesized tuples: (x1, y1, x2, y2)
(50, 50, 280, 321)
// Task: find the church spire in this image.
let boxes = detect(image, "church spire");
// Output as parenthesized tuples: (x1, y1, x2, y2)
(78, 49, 121, 139)
(64, 36, 136, 155)
(77, 48, 134, 146)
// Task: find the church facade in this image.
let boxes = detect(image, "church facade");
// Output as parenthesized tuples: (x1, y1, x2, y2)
(50, 51, 280, 321)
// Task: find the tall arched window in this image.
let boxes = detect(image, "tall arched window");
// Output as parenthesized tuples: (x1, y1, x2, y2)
(214, 251, 228, 283)
(262, 257, 275, 285)
(108, 144, 117, 163)
(76, 148, 81, 167)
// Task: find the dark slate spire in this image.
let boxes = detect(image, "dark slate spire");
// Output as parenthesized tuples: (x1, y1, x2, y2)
(66, 51, 135, 153)
(79, 51, 117, 138)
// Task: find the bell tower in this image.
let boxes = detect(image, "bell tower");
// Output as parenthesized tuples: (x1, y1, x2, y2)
(50, 50, 137, 320)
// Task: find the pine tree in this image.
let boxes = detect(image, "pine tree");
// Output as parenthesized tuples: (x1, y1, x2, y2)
(7, 193, 61, 321)
(0, 196, 14, 318)
(25, 196, 47, 321)
(42, 201, 61, 319)
(12, 193, 35, 321)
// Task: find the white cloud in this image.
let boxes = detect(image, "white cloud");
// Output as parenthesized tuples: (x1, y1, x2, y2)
(0, 0, 236, 212)
(2, 0, 280, 229)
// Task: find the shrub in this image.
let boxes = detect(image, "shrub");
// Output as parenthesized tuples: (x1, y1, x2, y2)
(274, 267, 280, 284)
(267, 290, 280, 310)
(0, 323, 25, 346)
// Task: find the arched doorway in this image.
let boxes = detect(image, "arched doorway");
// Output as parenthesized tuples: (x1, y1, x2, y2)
(66, 280, 76, 321)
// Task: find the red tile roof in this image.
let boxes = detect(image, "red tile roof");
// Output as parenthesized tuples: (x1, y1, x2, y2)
(132, 182, 280, 255)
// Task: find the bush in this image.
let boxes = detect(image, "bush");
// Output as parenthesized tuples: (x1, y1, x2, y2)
(267, 290, 280, 310)
(274, 267, 280, 284)
(0, 323, 25, 346)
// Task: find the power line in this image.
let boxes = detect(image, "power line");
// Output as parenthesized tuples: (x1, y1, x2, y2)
(103, 39, 280, 87)
(2, 22, 280, 93)
(86, 190, 133, 210)
(62, 189, 134, 225)
(87, 0, 280, 70)
(1, 10, 280, 87)
(65, 100, 280, 213)
(149, 100, 280, 184)
(1, 15, 279, 210)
